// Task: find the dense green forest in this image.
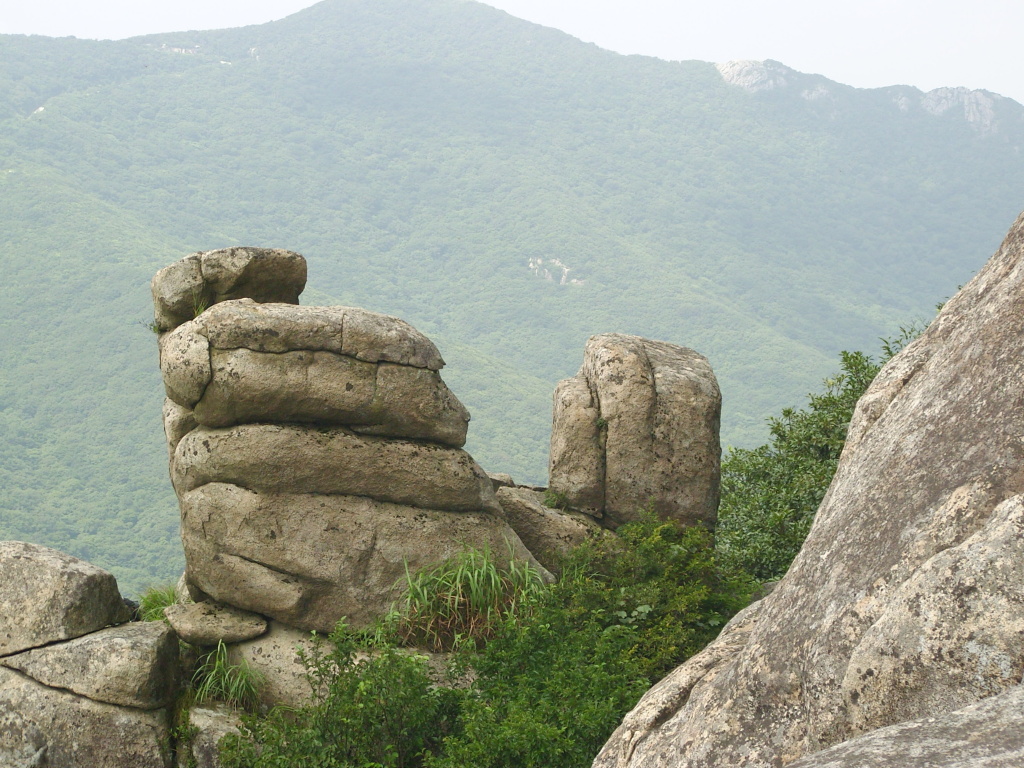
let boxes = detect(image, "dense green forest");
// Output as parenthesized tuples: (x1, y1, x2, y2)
(1, 0, 1023, 592)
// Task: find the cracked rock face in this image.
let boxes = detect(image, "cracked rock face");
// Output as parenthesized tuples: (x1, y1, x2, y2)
(593, 211, 1024, 767)
(155, 249, 544, 631)
(549, 333, 721, 528)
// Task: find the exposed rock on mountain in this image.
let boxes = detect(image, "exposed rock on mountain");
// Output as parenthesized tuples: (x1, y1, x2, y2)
(594, 211, 1024, 767)
(549, 334, 721, 528)
(157, 249, 545, 632)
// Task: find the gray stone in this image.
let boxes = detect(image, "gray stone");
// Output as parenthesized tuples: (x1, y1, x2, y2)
(180, 483, 550, 631)
(172, 424, 500, 515)
(159, 324, 211, 408)
(151, 248, 305, 332)
(178, 704, 242, 768)
(164, 601, 268, 646)
(194, 299, 442, 369)
(0, 541, 129, 656)
(163, 398, 197, 462)
(548, 375, 605, 515)
(593, 211, 1024, 767)
(226, 622, 320, 710)
(488, 472, 516, 490)
(550, 334, 721, 528)
(0, 667, 172, 768)
(496, 486, 602, 574)
(786, 684, 1024, 768)
(0, 621, 179, 709)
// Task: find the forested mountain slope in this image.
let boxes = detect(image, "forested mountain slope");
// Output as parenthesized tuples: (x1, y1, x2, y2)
(2, 0, 1023, 592)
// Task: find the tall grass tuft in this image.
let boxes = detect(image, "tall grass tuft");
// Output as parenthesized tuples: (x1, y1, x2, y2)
(138, 583, 178, 622)
(393, 547, 544, 652)
(192, 640, 263, 712)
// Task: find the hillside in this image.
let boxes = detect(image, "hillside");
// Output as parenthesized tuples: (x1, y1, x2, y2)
(1, 0, 1023, 592)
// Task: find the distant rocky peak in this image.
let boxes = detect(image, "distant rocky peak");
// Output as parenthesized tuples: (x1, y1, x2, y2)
(715, 59, 794, 92)
(919, 86, 1001, 133)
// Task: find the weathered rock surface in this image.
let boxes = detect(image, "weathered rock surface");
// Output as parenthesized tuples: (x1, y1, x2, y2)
(550, 334, 721, 528)
(226, 622, 320, 710)
(0, 541, 130, 656)
(159, 301, 468, 445)
(164, 601, 268, 646)
(151, 248, 306, 332)
(496, 486, 602, 574)
(0, 667, 172, 768)
(0, 622, 178, 709)
(172, 424, 500, 515)
(177, 704, 242, 768)
(786, 684, 1024, 768)
(181, 483, 550, 631)
(594, 211, 1024, 767)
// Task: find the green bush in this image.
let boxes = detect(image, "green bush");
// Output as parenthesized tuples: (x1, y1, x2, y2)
(717, 325, 925, 581)
(427, 515, 755, 768)
(221, 624, 463, 768)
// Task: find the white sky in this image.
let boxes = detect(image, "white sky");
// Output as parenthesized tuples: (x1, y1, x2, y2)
(2, 0, 1022, 104)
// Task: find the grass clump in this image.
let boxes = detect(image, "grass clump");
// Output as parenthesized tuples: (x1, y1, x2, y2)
(393, 547, 545, 652)
(192, 641, 263, 712)
(138, 583, 177, 622)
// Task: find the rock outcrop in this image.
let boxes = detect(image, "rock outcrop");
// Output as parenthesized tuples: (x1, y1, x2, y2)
(156, 249, 546, 632)
(594, 211, 1024, 767)
(0, 543, 178, 768)
(549, 334, 721, 528)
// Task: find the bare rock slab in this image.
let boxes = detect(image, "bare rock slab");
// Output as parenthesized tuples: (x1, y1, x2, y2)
(172, 423, 500, 515)
(594, 211, 1024, 767)
(0, 541, 130, 656)
(549, 334, 721, 528)
(181, 484, 549, 631)
(0, 667, 172, 768)
(786, 684, 1024, 768)
(177, 704, 243, 768)
(496, 486, 602, 574)
(164, 601, 268, 646)
(151, 248, 306, 332)
(226, 622, 321, 710)
(160, 301, 469, 446)
(0, 621, 179, 709)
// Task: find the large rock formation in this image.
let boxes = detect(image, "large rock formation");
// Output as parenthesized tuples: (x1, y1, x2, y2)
(155, 248, 546, 632)
(549, 334, 721, 528)
(593, 211, 1024, 766)
(0, 543, 178, 768)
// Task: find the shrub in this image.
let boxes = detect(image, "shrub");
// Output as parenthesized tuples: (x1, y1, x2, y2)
(221, 624, 463, 768)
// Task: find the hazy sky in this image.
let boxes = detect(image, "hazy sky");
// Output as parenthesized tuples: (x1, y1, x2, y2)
(3, 0, 1022, 104)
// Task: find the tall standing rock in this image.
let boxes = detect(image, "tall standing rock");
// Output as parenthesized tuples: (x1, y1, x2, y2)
(154, 250, 547, 633)
(594, 211, 1024, 767)
(549, 334, 721, 528)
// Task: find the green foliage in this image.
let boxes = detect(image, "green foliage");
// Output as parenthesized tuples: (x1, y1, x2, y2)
(543, 489, 572, 511)
(428, 516, 754, 768)
(218, 517, 754, 768)
(138, 583, 177, 622)
(717, 325, 925, 581)
(221, 624, 462, 768)
(192, 641, 263, 712)
(392, 547, 545, 652)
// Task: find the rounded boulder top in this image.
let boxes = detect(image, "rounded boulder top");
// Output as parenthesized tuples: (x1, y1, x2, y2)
(151, 247, 307, 332)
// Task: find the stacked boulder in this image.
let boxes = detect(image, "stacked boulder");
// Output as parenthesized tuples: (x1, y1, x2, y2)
(549, 333, 721, 529)
(0, 542, 179, 768)
(155, 248, 545, 633)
